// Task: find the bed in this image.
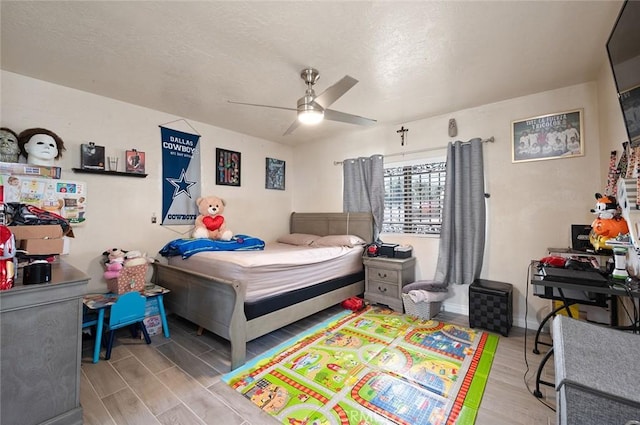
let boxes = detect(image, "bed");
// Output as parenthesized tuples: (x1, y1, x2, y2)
(153, 212, 373, 369)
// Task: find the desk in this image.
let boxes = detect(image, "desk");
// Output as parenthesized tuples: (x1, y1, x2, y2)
(83, 285, 170, 363)
(530, 263, 640, 398)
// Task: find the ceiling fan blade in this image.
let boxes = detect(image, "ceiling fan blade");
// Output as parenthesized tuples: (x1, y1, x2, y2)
(283, 119, 301, 136)
(313, 75, 358, 109)
(228, 100, 296, 112)
(324, 109, 377, 127)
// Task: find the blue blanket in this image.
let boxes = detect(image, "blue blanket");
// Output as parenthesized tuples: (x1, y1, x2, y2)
(158, 234, 265, 259)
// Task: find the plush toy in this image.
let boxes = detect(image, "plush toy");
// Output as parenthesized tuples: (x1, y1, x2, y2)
(123, 250, 154, 267)
(102, 248, 127, 280)
(192, 196, 233, 240)
(103, 248, 126, 265)
(589, 193, 629, 251)
(103, 261, 123, 280)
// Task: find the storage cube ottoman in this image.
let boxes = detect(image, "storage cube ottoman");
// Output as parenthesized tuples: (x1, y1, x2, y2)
(468, 279, 513, 336)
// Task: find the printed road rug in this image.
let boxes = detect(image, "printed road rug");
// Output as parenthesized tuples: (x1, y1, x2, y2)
(222, 306, 499, 425)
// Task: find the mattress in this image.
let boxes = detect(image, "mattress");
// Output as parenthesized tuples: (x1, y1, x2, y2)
(166, 242, 364, 302)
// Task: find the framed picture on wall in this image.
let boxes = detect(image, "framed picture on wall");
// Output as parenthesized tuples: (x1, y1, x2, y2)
(216, 148, 241, 186)
(265, 157, 285, 190)
(619, 85, 640, 144)
(511, 109, 583, 163)
(125, 149, 145, 174)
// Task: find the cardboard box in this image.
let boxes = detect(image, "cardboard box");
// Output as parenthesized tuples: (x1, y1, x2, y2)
(9, 224, 64, 255)
(10, 224, 63, 240)
(20, 238, 64, 255)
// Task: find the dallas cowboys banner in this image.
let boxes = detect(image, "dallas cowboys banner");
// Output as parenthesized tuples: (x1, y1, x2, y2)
(160, 126, 201, 225)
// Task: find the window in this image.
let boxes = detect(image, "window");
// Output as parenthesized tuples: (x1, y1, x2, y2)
(382, 160, 446, 235)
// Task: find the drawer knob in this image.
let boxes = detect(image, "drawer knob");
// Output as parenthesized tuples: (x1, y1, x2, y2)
(377, 272, 387, 278)
(377, 286, 387, 293)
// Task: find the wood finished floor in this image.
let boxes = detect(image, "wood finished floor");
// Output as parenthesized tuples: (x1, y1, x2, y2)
(80, 306, 557, 425)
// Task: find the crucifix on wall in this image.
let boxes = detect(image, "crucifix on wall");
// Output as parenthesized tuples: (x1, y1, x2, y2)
(397, 126, 408, 146)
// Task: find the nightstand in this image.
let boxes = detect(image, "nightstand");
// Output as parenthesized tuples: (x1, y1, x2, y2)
(363, 256, 416, 312)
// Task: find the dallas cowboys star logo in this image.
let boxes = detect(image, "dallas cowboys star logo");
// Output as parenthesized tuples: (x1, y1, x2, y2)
(166, 169, 196, 199)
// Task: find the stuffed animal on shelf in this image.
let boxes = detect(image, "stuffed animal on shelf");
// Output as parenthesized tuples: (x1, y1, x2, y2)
(589, 193, 629, 252)
(192, 196, 233, 240)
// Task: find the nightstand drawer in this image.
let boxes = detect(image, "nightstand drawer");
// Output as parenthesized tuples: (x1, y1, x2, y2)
(367, 267, 399, 284)
(367, 281, 398, 297)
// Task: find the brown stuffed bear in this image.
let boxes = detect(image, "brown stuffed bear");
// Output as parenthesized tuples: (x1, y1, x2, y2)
(192, 196, 233, 240)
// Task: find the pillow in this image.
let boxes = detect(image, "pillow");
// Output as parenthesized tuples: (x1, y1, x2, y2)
(276, 233, 320, 246)
(311, 234, 366, 248)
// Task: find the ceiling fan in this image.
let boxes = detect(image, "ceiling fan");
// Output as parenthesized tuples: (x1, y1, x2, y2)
(228, 68, 377, 136)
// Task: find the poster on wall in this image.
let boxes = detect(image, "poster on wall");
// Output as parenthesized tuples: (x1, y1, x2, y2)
(125, 149, 146, 174)
(160, 126, 201, 225)
(216, 148, 241, 186)
(265, 157, 285, 190)
(1, 175, 87, 224)
(511, 109, 583, 163)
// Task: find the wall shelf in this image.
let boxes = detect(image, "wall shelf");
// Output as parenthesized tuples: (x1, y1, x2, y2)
(72, 168, 147, 178)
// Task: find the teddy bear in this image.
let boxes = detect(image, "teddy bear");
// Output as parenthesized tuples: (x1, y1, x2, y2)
(192, 196, 233, 240)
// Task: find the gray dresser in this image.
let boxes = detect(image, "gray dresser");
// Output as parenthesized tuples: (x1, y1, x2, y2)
(363, 256, 415, 312)
(0, 262, 89, 425)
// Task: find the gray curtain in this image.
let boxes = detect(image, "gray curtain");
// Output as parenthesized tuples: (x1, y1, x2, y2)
(343, 155, 384, 241)
(434, 138, 486, 285)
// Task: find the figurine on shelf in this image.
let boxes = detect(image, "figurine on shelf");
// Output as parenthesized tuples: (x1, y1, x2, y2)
(17, 128, 66, 166)
(0, 128, 21, 163)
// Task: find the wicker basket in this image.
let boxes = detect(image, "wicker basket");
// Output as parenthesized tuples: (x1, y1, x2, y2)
(402, 293, 442, 319)
(107, 264, 148, 294)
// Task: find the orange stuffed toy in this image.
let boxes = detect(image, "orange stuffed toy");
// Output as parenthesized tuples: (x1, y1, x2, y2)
(589, 193, 629, 251)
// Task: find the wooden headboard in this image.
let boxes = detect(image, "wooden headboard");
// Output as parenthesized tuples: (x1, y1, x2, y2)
(290, 212, 374, 243)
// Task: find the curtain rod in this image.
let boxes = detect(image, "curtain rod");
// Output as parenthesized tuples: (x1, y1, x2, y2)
(333, 136, 494, 165)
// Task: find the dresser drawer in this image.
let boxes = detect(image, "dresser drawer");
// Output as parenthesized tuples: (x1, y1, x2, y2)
(366, 281, 398, 297)
(367, 267, 399, 284)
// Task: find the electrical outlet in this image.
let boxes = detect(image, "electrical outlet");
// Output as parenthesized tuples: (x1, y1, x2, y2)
(151, 214, 157, 224)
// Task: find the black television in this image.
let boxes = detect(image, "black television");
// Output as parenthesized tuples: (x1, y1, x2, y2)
(606, 0, 640, 144)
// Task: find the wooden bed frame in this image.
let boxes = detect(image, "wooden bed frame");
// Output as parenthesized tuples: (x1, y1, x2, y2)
(153, 212, 373, 369)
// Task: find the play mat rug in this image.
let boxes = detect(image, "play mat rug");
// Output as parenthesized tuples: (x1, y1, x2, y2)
(222, 306, 499, 425)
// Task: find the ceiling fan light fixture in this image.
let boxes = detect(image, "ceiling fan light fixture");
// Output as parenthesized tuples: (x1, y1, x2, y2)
(298, 108, 324, 125)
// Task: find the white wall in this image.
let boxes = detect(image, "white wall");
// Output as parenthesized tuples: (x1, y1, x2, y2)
(1, 71, 294, 292)
(293, 81, 605, 327)
(3, 69, 627, 329)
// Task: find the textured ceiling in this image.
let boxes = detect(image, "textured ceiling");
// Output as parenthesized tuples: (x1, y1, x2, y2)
(0, 1, 623, 146)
